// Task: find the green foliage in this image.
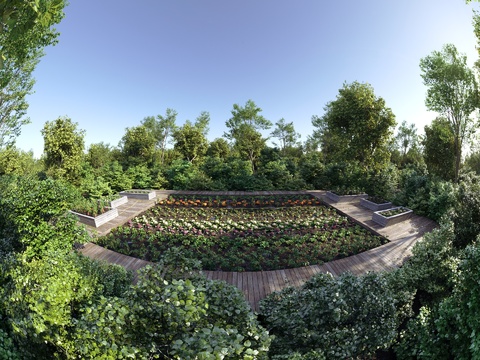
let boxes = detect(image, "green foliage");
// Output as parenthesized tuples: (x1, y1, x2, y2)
(452, 172, 480, 248)
(261, 272, 399, 359)
(2, 251, 131, 358)
(173, 116, 209, 162)
(207, 137, 230, 159)
(393, 167, 456, 221)
(119, 125, 156, 167)
(141, 108, 178, 165)
(270, 118, 301, 152)
(85, 142, 113, 170)
(420, 43, 480, 182)
(101, 160, 133, 192)
(0, 147, 39, 176)
(0, 328, 21, 360)
(315, 161, 367, 193)
(0, 176, 87, 257)
(423, 117, 456, 181)
(126, 164, 152, 189)
(396, 242, 480, 359)
(314, 81, 396, 170)
(394, 222, 459, 305)
(0, 0, 66, 68)
(78, 171, 113, 198)
(41, 116, 85, 183)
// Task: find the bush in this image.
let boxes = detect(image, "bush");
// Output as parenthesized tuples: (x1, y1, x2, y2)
(261, 272, 399, 359)
(452, 172, 480, 248)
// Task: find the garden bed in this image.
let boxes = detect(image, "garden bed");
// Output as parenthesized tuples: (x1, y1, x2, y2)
(360, 197, 393, 211)
(372, 207, 413, 227)
(120, 190, 156, 200)
(95, 198, 387, 271)
(326, 191, 368, 203)
(157, 194, 322, 208)
(109, 195, 128, 208)
(70, 207, 119, 227)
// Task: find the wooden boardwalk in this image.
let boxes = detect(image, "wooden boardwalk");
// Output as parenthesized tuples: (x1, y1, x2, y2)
(78, 190, 437, 312)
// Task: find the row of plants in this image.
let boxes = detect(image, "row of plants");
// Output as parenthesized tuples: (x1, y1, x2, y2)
(157, 193, 322, 208)
(96, 204, 386, 271)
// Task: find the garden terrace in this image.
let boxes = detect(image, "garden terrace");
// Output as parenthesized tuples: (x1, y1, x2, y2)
(95, 203, 386, 271)
(79, 190, 437, 311)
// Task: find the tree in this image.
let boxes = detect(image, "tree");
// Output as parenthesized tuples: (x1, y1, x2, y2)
(313, 82, 396, 170)
(232, 123, 266, 171)
(423, 117, 456, 181)
(85, 142, 113, 170)
(206, 138, 230, 159)
(270, 118, 301, 153)
(0, 54, 38, 147)
(420, 43, 480, 182)
(172, 118, 209, 163)
(141, 108, 178, 165)
(119, 125, 155, 167)
(42, 116, 85, 182)
(225, 100, 272, 136)
(0, 0, 67, 146)
(225, 100, 271, 171)
(0, 0, 66, 68)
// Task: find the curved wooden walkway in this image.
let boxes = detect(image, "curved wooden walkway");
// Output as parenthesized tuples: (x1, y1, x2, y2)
(78, 190, 437, 312)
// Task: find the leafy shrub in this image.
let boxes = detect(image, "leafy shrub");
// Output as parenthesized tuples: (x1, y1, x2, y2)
(261, 272, 399, 359)
(126, 165, 152, 189)
(79, 173, 113, 198)
(0, 176, 86, 257)
(101, 161, 133, 192)
(393, 167, 456, 221)
(452, 172, 480, 248)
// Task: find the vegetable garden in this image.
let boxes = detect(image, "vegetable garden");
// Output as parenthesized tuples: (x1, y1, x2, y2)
(96, 194, 386, 271)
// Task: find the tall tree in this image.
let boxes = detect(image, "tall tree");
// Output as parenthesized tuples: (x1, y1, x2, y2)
(172, 115, 209, 163)
(119, 125, 156, 167)
(0, 0, 67, 146)
(270, 118, 301, 153)
(313, 81, 396, 170)
(423, 117, 456, 181)
(225, 100, 271, 171)
(225, 99, 272, 138)
(420, 43, 480, 182)
(0, 54, 38, 147)
(42, 116, 85, 182)
(141, 108, 178, 165)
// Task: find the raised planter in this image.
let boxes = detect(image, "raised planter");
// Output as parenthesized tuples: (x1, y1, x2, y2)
(372, 207, 413, 227)
(360, 197, 393, 211)
(326, 191, 368, 203)
(109, 195, 128, 208)
(70, 208, 119, 228)
(120, 190, 156, 200)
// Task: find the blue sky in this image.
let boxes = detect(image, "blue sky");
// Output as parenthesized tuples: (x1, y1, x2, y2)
(15, 0, 480, 157)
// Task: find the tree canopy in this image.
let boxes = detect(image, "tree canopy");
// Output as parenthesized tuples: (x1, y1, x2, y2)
(420, 43, 480, 182)
(313, 81, 396, 170)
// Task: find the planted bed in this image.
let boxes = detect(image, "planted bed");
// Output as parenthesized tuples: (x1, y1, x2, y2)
(96, 194, 386, 271)
(372, 207, 413, 227)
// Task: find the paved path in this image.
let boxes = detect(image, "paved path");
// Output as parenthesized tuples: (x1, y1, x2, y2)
(78, 190, 437, 312)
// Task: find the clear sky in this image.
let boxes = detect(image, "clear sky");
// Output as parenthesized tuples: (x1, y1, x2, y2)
(14, 0, 480, 157)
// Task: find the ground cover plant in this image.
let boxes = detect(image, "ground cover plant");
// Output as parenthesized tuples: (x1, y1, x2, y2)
(96, 195, 386, 271)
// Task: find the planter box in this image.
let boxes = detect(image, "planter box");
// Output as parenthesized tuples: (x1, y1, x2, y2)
(360, 198, 393, 211)
(109, 195, 128, 208)
(326, 191, 368, 203)
(120, 190, 156, 200)
(70, 207, 119, 228)
(372, 207, 413, 227)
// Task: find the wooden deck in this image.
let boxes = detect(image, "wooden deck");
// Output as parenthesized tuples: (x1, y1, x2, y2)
(78, 190, 437, 312)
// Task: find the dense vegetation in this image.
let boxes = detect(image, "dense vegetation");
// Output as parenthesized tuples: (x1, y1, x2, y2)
(4, 1, 480, 359)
